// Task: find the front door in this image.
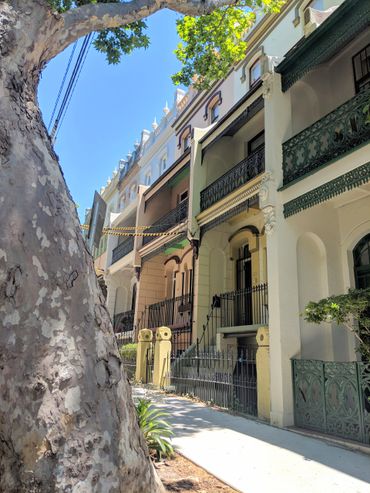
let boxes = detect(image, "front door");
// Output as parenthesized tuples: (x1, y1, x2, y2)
(236, 245, 253, 325)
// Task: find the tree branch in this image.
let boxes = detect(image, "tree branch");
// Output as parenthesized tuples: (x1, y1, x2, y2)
(46, 0, 241, 61)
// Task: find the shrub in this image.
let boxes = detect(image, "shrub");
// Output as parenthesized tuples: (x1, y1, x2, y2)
(136, 398, 174, 460)
(119, 343, 137, 361)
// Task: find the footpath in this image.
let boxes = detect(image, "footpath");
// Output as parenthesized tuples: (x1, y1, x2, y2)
(133, 387, 370, 493)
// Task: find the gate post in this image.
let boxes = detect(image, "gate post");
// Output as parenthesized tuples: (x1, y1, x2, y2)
(256, 326, 271, 421)
(135, 329, 153, 383)
(153, 327, 172, 388)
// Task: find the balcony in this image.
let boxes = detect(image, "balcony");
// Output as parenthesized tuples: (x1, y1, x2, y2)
(113, 309, 134, 333)
(200, 146, 265, 212)
(142, 199, 188, 246)
(283, 88, 370, 186)
(217, 283, 269, 328)
(145, 294, 192, 330)
(111, 237, 134, 264)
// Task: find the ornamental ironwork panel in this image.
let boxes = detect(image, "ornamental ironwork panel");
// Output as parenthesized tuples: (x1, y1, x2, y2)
(113, 309, 134, 334)
(142, 199, 188, 246)
(292, 359, 326, 431)
(200, 146, 265, 211)
(283, 88, 370, 185)
(111, 237, 134, 264)
(324, 362, 362, 442)
(292, 359, 370, 445)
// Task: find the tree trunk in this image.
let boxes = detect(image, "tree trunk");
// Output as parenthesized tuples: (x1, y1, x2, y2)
(0, 2, 164, 491)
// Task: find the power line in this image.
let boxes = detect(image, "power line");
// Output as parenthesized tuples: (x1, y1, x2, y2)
(47, 41, 78, 132)
(50, 33, 94, 143)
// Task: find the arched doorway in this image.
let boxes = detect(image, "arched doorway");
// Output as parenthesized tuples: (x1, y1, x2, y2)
(353, 233, 370, 289)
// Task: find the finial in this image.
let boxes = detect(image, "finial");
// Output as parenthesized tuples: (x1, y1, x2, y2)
(152, 117, 158, 130)
(163, 102, 170, 115)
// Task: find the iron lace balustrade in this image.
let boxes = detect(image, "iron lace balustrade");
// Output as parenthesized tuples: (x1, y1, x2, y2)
(142, 199, 188, 246)
(113, 309, 134, 333)
(147, 293, 192, 329)
(200, 146, 265, 212)
(283, 87, 370, 185)
(219, 283, 268, 328)
(111, 236, 134, 264)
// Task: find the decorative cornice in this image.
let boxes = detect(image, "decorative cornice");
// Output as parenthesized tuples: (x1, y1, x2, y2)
(276, 0, 370, 92)
(284, 161, 370, 218)
(200, 195, 259, 237)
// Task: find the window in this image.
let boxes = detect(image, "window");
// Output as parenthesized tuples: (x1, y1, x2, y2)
(160, 155, 167, 174)
(130, 184, 137, 199)
(304, 0, 324, 24)
(178, 190, 188, 203)
(248, 131, 265, 154)
(145, 172, 151, 186)
(210, 103, 219, 123)
(354, 234, 370, 289)
(353, 44, 370, 93)
(183, 133, 190, 150)
(249, 58, 261, 88)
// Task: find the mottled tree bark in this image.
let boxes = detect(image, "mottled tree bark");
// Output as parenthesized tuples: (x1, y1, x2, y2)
(0, 0, 239, 490)
(0, 1, 164, 491)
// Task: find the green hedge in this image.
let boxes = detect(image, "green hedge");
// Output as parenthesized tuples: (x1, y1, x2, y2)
(119, 343, 137, 361)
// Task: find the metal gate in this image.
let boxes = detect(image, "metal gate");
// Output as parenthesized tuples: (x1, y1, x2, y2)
(171, 344, 257, 416)
(145, 343, 155, 384)
(292, 359, 370, 444)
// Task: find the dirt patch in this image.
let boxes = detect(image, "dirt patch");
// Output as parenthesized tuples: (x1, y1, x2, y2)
(156, 454, 239, 492)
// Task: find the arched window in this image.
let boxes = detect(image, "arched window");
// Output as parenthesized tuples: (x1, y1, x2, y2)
(353, 234, 370, 289)
(249, 58, 261, 88)
(131, 284, 137, 311)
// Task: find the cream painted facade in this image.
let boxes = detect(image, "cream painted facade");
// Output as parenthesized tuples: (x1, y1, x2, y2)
(87, 0, 370, 430)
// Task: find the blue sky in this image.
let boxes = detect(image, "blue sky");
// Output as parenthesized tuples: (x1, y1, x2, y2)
(38, 9, 183, 222)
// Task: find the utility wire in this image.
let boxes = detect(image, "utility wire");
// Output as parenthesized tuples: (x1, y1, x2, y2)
(50, 33, 94, 143)
(47, 41, 78, 132)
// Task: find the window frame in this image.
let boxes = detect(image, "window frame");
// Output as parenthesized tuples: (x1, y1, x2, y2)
(249, 58, 262, 88)
(352, 44, 370, 93)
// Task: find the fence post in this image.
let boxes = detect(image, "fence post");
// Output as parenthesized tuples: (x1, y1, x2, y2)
(135, 329, 153, 383)
(256, 326, 270, 422)
(153, 327, 172, 388)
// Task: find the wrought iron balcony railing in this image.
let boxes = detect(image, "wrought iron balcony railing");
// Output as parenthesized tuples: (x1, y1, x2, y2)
(217, 283, 268, 328)
(283, 87, 370, 185)
(113, 309, 134, 333)
(146, 293, 193, 329)
(111, 236, 134, 264)
(142, 199, 188, 246)
(200, 146, 265, 212)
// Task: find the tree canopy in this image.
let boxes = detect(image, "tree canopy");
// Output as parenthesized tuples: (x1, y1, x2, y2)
(47, 0, 285, 90)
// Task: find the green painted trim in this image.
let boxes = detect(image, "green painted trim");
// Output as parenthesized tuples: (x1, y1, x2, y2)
(276, 0, 370, 91)
(141, 234, 187, 263)
(217, 324, 262, 335)
(283, 162, 370, 217)
(168, 166, 190, 189)
(164, 237, 189, 254)
(279, 139, 370, 192)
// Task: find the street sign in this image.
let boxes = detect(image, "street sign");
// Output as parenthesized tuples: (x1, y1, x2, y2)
(87, 191, 107, 252)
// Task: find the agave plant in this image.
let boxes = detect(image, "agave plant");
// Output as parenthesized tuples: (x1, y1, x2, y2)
(136, 398, 174, 460)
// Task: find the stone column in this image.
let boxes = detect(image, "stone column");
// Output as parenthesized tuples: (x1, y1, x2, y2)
(135, 329, 153, 383)
(256, 326, 270, 421)
(262, 71, 301, 427)
(153, 327, 172, 388)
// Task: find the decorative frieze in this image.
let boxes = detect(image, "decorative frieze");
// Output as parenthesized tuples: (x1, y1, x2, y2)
(284, 161, 370, 217)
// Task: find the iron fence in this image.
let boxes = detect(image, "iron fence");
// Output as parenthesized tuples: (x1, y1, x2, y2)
(292, 359, 370, 444)
(111, 237, 134, 264)
(120, 349, 137, 381)
(147, 293, 192, 329)
(115, 331, 134, 347)
(113, 309, 134, 333)
(198, 283, 268, 349)
(171, 344, 258, 416)
(200, 147, 265, 211)
(142, 199, 188, 246)
(283, 87, 370, 185)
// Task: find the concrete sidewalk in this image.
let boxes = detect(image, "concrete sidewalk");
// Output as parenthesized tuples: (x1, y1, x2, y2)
(133, 387, 370, 493)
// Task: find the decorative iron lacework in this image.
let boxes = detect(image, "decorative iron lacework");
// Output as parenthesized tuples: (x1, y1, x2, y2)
(143, 200, 188, 246)
(200, 147, 265, 211)
(292, 359, 370, 445)
(283, 88, 370, 185)
(200, 195, 259, 237)
(111, 237, 134, 264)
(284, 162, 370, 217)
(141, 233, 187, 264)
(276, 0, 370, 92)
